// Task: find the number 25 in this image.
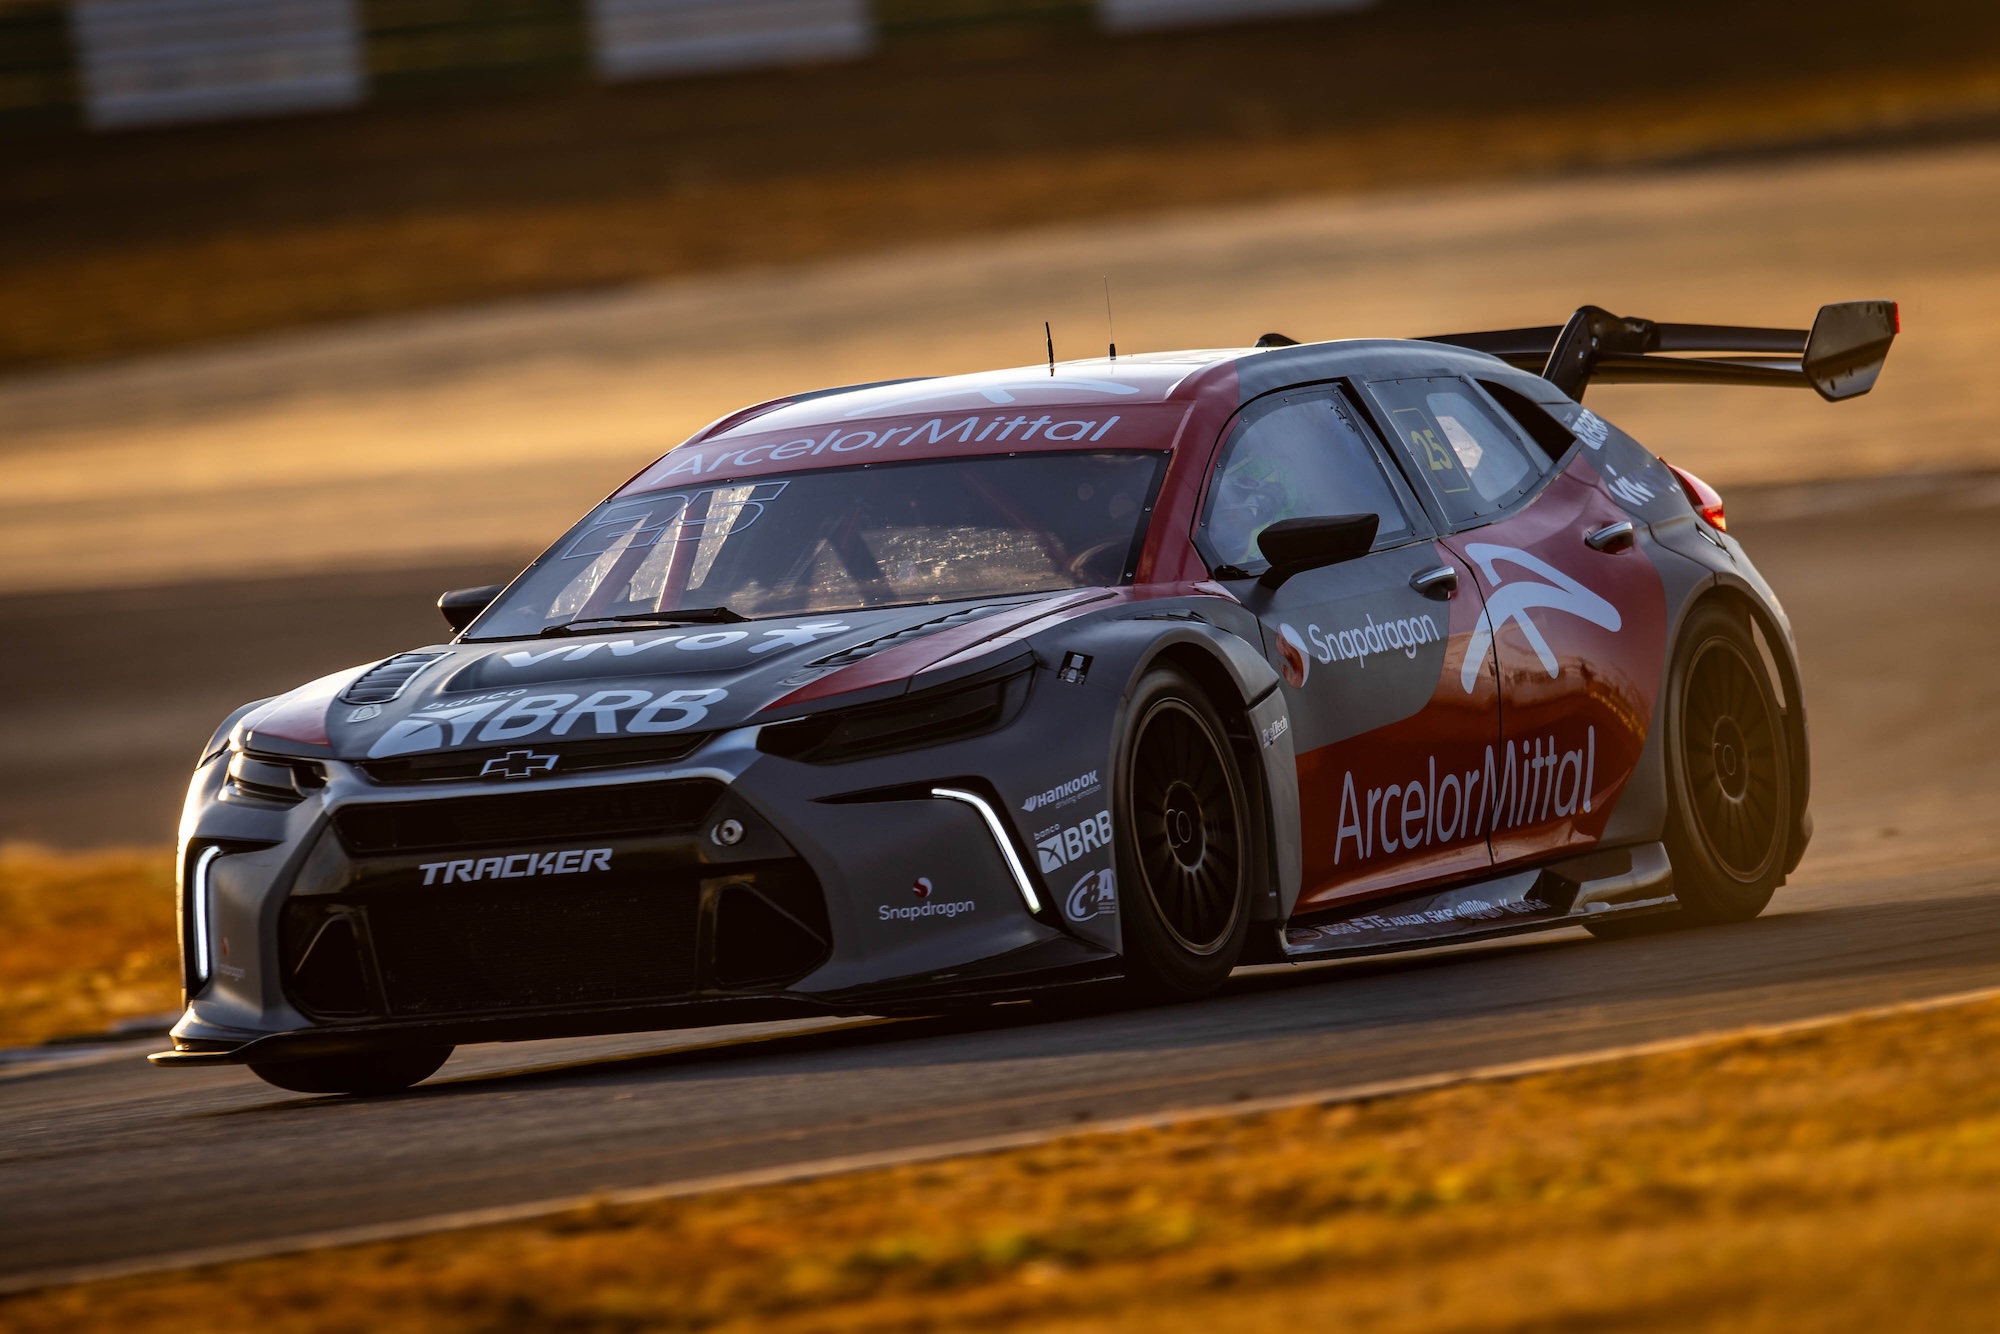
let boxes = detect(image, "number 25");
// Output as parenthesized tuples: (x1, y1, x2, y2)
(1413, 428, 1452, 472)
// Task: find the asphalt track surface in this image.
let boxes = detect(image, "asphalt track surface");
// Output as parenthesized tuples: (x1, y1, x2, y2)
(3, 483, 1998, 1287)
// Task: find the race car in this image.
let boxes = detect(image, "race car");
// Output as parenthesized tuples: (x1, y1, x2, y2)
(152, 299, 1898, 1094)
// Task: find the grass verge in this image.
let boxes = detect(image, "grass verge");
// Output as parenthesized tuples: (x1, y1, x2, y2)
(8, 992, 2000, 1330)
(0, 844, 179, 1047)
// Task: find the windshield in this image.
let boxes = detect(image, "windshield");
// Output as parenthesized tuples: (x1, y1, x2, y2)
(469, 452, 1165, 639)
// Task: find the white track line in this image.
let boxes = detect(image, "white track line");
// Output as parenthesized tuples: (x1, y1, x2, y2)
(5, 981, 1998, 1298)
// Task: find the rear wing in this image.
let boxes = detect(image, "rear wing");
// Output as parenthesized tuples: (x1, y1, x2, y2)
(1422, 301, 1898, 403)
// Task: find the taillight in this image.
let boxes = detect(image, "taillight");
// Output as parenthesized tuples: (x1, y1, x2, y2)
(1664, 462, 1726, 532)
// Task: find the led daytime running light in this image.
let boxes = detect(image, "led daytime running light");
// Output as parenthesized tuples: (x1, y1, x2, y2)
(931, 787, 1044, 915)
(189, 844, 222, 987)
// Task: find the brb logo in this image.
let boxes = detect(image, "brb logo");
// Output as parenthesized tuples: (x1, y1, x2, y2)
(1458, 544, 1622, 693)
(1037, 811, 1113, 874)
(368, 688, 727, 759)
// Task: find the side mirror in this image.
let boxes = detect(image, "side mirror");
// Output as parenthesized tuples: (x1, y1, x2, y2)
(1256, 514, 1379, 589)
(438, 584, 504, 633)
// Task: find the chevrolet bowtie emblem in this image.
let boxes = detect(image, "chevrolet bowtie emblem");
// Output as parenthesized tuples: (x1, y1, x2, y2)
(481, 749, 559, 780)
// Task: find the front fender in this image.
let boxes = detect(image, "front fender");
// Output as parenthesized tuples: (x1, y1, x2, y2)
(1040, 612, 1302, 926)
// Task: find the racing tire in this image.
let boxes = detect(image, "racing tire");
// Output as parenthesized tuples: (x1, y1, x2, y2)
(249, 1044, 454, 1095)
(1114, 665, 1254, 1000)
(1590, 602, 1792, 937)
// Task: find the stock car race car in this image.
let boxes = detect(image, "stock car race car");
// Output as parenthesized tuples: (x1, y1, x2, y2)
(151, 300, 1898, 1094)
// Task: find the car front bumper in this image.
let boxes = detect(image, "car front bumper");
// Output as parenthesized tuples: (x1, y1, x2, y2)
(165, 723, 1117, 1062)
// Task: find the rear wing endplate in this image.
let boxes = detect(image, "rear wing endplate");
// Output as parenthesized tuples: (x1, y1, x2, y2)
(1422, 301, 1898, 402)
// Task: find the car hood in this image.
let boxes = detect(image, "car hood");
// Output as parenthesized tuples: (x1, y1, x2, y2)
(239, 598, 1063, 763)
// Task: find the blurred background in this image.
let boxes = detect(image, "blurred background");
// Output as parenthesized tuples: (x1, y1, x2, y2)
(6, 0, 2000, 852)
(9, 10, 2000, 1319)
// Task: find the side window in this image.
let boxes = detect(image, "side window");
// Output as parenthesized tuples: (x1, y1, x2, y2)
(1199, 388, 1413, 571)
(1370, 377, 1542, 526)
(1478, 379, 1577, 464)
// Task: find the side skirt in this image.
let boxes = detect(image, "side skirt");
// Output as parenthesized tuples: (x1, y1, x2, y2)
(1278, 843, 1674, 961)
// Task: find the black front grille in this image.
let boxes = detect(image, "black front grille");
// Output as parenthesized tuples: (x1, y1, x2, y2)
(366, 881, 702, 1016)
(332, 780, 724, 855)
(359, 734, 708, 785)
(282, 854, 830, 1019)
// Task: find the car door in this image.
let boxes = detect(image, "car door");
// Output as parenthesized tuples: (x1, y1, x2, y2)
(1362, 375, 1666, 868)
(1197, 385, 1502, 914)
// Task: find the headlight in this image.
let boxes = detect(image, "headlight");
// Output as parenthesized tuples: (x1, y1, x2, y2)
(756, 662, 1031, 765)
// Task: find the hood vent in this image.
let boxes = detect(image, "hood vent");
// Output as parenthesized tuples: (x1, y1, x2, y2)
(341, 652, 448, 706)
(810, 604, 1008, 670)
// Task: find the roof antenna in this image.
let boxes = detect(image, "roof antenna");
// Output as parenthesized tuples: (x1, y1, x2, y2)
(1104, 276, 1117, 361)
(1046, 321, 1055, 376)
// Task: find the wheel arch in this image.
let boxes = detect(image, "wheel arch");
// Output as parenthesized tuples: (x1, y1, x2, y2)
(1598, 535, 1812, 876)
(1694, 578, 1813, 874)
(1127, 626, 1301, 931)
(1610, 572, 1810, 878)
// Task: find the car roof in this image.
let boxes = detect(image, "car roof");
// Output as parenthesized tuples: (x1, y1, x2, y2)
(699, 350, 1241, 443)
(707, 339, 1541, 438)
(613, 339, 1537, 497)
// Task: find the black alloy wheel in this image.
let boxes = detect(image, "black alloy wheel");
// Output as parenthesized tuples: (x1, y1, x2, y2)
(1681, 634, 1785, 885)
(1592, 601, 1791, 939)
(1116, 666, 1253, 997)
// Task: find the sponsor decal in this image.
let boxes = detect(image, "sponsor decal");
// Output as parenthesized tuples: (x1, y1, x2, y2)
(1022, 770, 1101, 814)
(346, 705, 382, 723)
(911, 876, 933, 899)
(1606, 474, 1657, 506)
(1458, 544, 1621, 693)
(495, 621, 850, 669)
(1276, 623, 1310, 688)
(1036, 810, 1113, 873)
(366, 687, 727, 759)
(879, 897, 976, 922)
(1333, 728, 1597, 866)
(633, 412, 1127, 487)
(1065, 867, 1117, 922)
(1570, 408, 1611, 450)
(1290, 895, 1556, 944)
(1058, 651, 1092, 685)
(480, 749, 558, 780)
(420, 847, 612, 885)
(1259, 714, 1290, 749)
(1296, 612, 1441, 674)
(563, 483, 788, 556)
